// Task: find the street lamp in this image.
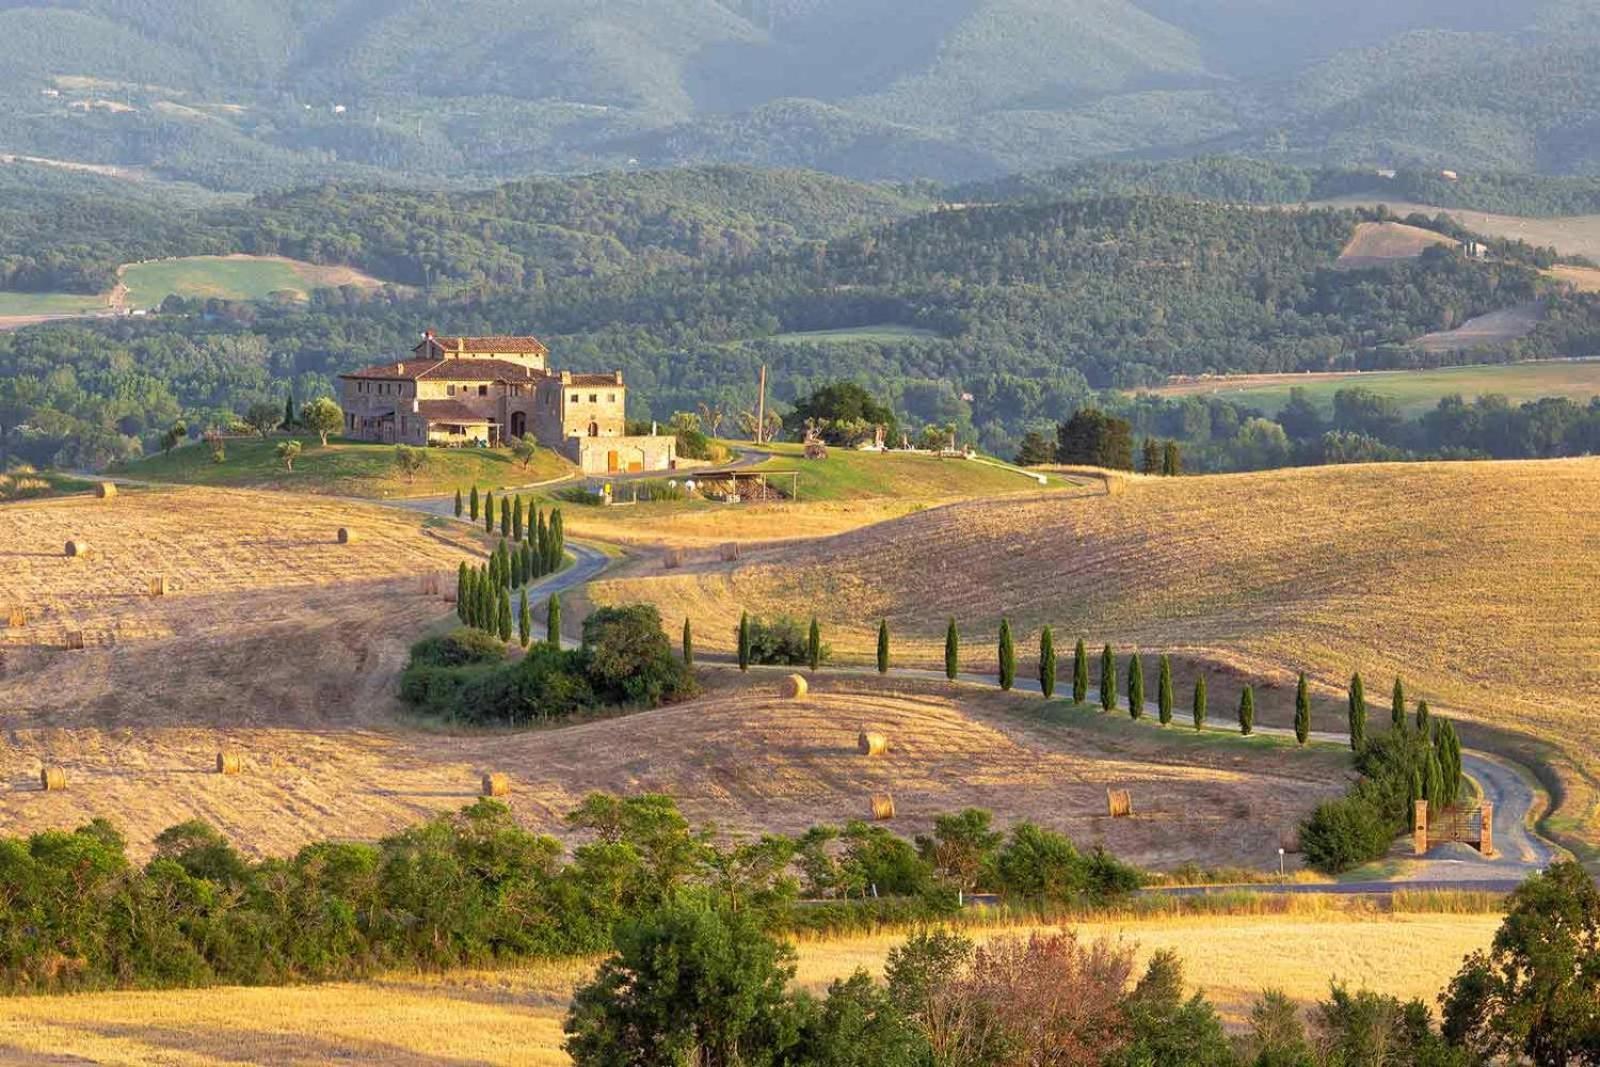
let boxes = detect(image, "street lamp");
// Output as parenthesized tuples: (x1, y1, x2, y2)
(1278, 846, 1286, 880)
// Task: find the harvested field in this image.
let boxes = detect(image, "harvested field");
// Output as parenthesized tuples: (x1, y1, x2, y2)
(1335, 220, 1455, 267)
(1414, 301, 1542, 352)
(0, 664, 1348, 869)
(0, 914, 1500, 1063)
(592, 459, 1600, 854)
(0, 486, 472, 645)
(1314, 199, 1600, 262)
(1548, 264, 1600, 293)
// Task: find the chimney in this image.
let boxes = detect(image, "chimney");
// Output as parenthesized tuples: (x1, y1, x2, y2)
(615, 370, 624, 385)
(396, 362, 404, 374)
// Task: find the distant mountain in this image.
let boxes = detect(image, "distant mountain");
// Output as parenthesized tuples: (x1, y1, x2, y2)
(0, 0, 1595, 188)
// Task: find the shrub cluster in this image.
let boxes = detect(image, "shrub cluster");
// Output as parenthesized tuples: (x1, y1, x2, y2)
(743, 615, 830, 667)
(402, 605, 697, 724)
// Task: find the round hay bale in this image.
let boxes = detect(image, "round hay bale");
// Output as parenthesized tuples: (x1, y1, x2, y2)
(482, 772, 510, 797)
(216, 750, 242, 776)
(780, 674, 808, 699)
(94, 482, 117, 499)
(1106, 788, 1133, 818)
(870, 794, 896, 821)
(336, 527, 354, 544)
(64, 540, 89, 558)
(857, 731, 888, 757)
(40, 767, 66, 791)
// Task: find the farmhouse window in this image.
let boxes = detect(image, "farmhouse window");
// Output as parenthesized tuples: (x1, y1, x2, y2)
(589, 394, 598, 403)
(447, 384, 455, 396)
(478, 385, 488, 396)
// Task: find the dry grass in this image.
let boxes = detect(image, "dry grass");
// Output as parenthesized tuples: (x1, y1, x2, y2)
(0, 663, 1348, 868)
(1548, 264, 1600, 293)
(0, 913, 1499, 1063)
(1336, 220, 1455, 267)
(1313, 199, 1600, 262)
(593, 458, 1600, 852)
(1415, 301, 1542, 352)
(559, 497, 946, 548)
(0, 486, 470, 646)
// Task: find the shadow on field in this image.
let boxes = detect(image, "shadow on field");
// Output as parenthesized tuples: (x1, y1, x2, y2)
(75, 1023, 496, 1066)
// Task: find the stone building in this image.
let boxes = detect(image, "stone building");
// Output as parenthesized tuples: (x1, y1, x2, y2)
(337, 331, 676, 474)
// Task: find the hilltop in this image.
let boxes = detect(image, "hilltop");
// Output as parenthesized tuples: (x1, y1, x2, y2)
(0, 2, 1596, 187)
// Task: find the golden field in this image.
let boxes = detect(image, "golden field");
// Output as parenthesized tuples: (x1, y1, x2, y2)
(0, 913, 1500, 1065)
(591, 458, 1600, 854)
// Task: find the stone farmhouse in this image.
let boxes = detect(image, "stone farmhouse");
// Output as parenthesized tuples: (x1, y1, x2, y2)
(337, 331, 676, 475)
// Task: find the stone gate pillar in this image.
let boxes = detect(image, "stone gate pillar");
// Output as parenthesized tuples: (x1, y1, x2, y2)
(1414, 800, 1429, 855)
(1479, 801, 1493, 856)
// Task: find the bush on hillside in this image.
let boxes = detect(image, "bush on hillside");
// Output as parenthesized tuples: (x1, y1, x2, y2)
(746, 614, 830, 667)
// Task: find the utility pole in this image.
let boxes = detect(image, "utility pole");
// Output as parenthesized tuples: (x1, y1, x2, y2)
(755, 364, 767, 444)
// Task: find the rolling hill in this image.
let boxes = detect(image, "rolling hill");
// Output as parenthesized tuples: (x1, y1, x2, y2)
(592, 457, 1600, 856)
(0, 1, 1596, 187)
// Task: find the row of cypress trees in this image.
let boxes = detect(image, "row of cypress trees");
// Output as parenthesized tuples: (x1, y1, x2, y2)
(455, 487, 566, 572)
(456, 558, 563, 649)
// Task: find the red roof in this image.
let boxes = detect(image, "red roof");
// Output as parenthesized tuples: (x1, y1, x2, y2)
(568, 372, 624, 386)
(416, 399, 492, 422)
(416, 334, 549, 356)
(340, 358, 546, 383)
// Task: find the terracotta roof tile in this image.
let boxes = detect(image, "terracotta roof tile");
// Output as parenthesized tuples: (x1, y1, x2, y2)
(416, 359, 546, 382)
(418, 334, 549, 355)
(568, 373, 624, 386)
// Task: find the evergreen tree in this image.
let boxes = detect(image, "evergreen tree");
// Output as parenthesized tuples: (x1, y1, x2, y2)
(518, 588, 530, 648)
(512, 496, 524, 541)
(1193, 676, 1207, 730)
(1348, 673, 1367, 751)
(547, 592, 562, 649)
(737, 611, 750, 671)
(998, 619, 1015, 691)
(456, 562, 468, 623)
(877, 619, 890, 675)
(1391, 677, 1406, 732)
(1100, 644, 1116, 712)
(1073, 638, 1088, 703)
(1438, 721, 1462, 804)
(533, 512, 548, 576)
(1409, 768, 1423, 831)
(945, 618, 959, 680)
(1425, 749, 1446, 813)
(1141, 437, 1162, 474)
(1127, 651, 1144, 720)
(484, 491, 495, 534)
(477, 566, 492, 628)
(1038, 626, 1056, 699)
(469, 485, 479, 520)
(454, 487, 463, 518)
(683, 617, 694, 667)
(1161, 440, 1181, 476)
(807, 616, 821, 671)
(1156, 654, 1173, 725)
(1238, 685, 1255, 735)
(1294, 672, 1311, 746)
(283, 394, 296, 430)
(1416, 699, 1431, 734)
(496, 587, 512, 643)
(498, 539, 511, 587)
(501, 501, 511, 537)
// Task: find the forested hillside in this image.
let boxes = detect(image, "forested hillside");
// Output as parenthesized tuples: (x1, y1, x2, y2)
(11, 190, 1597, 472)
(0, 1, 1595, 187)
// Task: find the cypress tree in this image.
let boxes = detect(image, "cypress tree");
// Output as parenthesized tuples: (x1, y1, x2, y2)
(518, 588, 531, 648)
(1192, 676, 1207, 730)
(547, 592, 562, 649)
(500, 501, 511, 537)
(997, 619, 1015, 691)
(1238, 685, 1255, 735)
(520, 543, 533, 586)
(496, 587, 513, 643)
(469, 485, 479, 521)
(1038, 626, 1056, 699)
(1424, 749, 1446, 813)
(1294, 672, 1311, 746)
(1127, 651, 1144, 720)
(477, 567, 492, 629)
(530, 506, 541, 544)
(486, 551, 499, 596)
(456, 562, 468, 623)
(945, 619, 959, 681)
(454, 488, 463, 518)
(1409, 769, 1423, 831)
(1099, 644, 1116, 712)
(284, 393, 296, 430)
(808, 616, 821, 671)
(1073, 638, 1088, 703)
(533, 512, 548, 576)
(461, 567, 475, 626)
(1438, 721, 1462, 805)
(683, 617, 694, 666)
(1415, 699, 1431, 734)
(484, 491, 495, 534)
(1391, 677, 1406, 732)
(498, 538, 510, 587)
(512, 496, 524, 541)
(1348, 672, 1367, 752)
(877, 619, 890, 675)
(737, 611, 750, 671)
(1156, 654, 1173, 725)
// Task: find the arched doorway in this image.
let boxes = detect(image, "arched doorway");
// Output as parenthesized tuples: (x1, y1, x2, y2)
(588, 420, 599, 437)
(510, 411, 526, 438)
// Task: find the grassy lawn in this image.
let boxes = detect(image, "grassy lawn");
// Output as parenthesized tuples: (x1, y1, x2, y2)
(751, 441, 1054, 501)
(0, 291, 105, 316)
(1164, 360, 1600, 417)
(122, 256, 316, 306)
(116, 436, 574, 498)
